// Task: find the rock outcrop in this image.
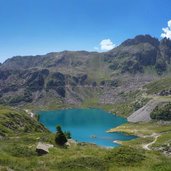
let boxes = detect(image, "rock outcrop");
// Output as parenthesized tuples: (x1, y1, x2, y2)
(36, 142, 54, 155)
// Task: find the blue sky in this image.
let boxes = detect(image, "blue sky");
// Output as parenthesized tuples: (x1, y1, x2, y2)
(0, 0, 171, 63)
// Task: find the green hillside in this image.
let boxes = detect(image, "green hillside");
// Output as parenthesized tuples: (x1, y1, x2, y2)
(0, 106, 171, 171)
(0, 106, 48, 137)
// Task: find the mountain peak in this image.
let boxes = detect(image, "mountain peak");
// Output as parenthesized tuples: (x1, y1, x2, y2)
(121, 34, 159, 47)
(160, 37, 171, 47)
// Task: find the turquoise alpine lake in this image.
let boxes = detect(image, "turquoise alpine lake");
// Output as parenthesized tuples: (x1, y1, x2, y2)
(37, 108, 136, 147)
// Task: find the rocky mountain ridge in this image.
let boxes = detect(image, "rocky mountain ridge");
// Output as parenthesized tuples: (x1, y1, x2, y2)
(0, 34, 171, 106)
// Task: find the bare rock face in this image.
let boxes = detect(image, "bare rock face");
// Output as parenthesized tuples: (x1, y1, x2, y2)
(159, 38, 171, 64)
(36, 142, 54, 156)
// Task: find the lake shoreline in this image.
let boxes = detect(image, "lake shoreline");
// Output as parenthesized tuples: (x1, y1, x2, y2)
(37, 108, 136, 147)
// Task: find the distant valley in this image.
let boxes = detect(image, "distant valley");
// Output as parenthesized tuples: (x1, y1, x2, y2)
(1, 34, 171, 171)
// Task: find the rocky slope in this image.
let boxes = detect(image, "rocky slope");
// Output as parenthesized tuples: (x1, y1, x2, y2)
(0, 35, 171, 107)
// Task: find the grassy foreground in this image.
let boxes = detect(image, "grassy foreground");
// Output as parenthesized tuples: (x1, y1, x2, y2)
(0, 132, 171, 171)
(0, 106, 171, 171)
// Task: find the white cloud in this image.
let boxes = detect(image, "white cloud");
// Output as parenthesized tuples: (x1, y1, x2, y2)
(168, 20, 171, 28)
(161, 20, 171, 39)
(100, 39, 116, 51)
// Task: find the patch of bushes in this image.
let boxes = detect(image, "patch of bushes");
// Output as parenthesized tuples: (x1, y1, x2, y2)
(150, 103, 171, 120)
(5, 144, 36, 157)
(106, 146, 145, 166)
(57, 156, 108, 171)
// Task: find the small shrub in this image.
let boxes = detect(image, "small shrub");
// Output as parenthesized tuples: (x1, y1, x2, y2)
(55, 125, 67, 146)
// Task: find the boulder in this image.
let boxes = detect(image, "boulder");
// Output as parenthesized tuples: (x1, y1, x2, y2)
(65, 139, 77, 147)
(36, 142, 54, 156)
(65, 142, 71, 147)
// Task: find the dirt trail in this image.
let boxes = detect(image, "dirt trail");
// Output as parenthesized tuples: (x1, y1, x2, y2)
(142, 133, 160, 150)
